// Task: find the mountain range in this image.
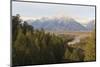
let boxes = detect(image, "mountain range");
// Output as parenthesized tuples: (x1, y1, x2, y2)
(25, 17, 95, 32)
(86, 20, 95, 31)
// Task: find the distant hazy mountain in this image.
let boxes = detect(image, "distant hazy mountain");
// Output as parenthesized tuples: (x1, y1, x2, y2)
(86, 20, 95, 31)
(25, 17, 95, 32)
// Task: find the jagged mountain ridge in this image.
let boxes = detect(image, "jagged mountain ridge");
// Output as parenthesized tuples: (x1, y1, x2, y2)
(25, 17, 95, 32)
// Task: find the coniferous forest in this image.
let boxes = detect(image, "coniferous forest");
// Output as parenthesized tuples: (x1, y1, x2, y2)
(12, 14, 96, 66)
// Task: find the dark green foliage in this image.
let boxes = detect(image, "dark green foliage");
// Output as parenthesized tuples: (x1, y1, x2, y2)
(12, 14, 22, 41)
(64, 46, 84, 62)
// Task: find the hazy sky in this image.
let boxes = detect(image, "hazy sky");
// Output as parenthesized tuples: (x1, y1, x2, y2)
(12, 1, 95, 23)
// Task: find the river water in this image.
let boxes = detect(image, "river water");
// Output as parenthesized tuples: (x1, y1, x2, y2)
(68, 36, 80, 45)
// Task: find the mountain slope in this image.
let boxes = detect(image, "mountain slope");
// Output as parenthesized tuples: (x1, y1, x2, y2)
(86, 20, 95, 31)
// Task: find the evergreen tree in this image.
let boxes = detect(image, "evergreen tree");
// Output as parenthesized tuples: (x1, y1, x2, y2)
(13, 29, 27, 65)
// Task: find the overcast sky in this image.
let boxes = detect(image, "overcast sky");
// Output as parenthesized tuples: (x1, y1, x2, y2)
(12, 1, 95, 23)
